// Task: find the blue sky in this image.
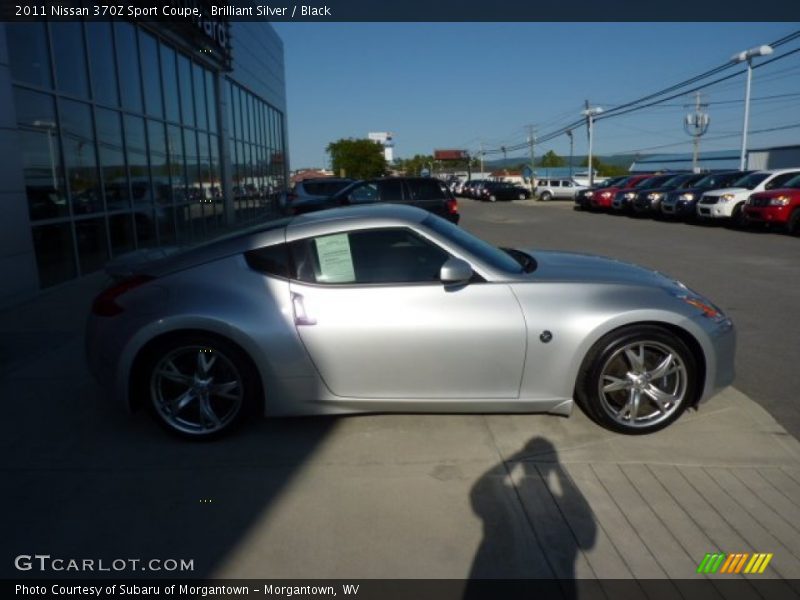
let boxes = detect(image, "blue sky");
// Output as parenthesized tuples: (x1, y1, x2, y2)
(272, 23, 800, 169)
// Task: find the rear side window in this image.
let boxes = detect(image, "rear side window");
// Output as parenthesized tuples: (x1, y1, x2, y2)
(245, 244, 291, 279)
(379, 180, 404, 201)
(302, 180, 351, 196)
(407, 179, 446, 200)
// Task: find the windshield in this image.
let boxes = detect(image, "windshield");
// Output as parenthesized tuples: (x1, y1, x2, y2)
(695, 172, 740, 189)
(732, 172, 769, 190)
(605, 177, 629, 188)
(423, 215, 523, 274)
(637, 175, 674, 189)
(785, 174, 800, 188)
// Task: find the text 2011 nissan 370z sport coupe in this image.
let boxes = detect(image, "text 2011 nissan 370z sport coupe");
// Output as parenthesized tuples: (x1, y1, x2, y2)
(86, 205, 736, 439)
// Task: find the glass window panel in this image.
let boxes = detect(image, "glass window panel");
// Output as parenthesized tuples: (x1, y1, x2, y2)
(75, 217, 109, 275)
(51, 22, 89, 98)
(123, 115, 150, 208)
(205, 72, 217, 134)
(139, 32, 163, 118)
(14, 88, 67, 220)
(197, 132, 210, 199)
(32, 223, 76, 287)
(134, 208, 158, 248)
(95, 108, 128, 212)
(174, 203, 192, 244)
(225, 80, 235, 139)
(108, 213, 135, 257)
(85, 22, 118, 106)
(193, 63, 208, 131)
(177, 54, 195, 127)
(160, 44, 180, 123)
(147, 120, 172, 204)
(60, 99, 102, 215)
(183, 127, 200, 203)
(7, 22, 52, 88)
(157, 206, 176, 245)
(114, 22, 143, 112)
(167, 124, 186, 203)
(237, 88, 245, 143)
(208, 135, 222, 231)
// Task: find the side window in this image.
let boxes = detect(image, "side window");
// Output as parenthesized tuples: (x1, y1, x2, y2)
(765, 172, 798, 190)
(348, 182, 379, 204)
(378, 180, 404, 202)
(563, 181, 572, 188)
(289, 228, 450, 285)
(407, 179, 446, 200)
(245, 243, 290, 279)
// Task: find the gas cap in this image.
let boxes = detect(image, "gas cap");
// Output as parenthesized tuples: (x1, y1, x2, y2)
(540, 330, 553, 343)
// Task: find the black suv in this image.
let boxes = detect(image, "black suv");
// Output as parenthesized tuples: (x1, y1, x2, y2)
(288, 177, 460, 224)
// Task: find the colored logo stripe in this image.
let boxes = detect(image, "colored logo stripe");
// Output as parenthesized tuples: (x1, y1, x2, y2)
(697, 552, 773, 574)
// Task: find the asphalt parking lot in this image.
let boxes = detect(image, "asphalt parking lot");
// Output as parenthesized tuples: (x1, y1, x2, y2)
(2, 201, 800, 589)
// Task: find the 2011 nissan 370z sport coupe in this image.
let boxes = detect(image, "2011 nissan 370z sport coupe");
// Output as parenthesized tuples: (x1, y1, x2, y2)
(86, 204, 735, 439)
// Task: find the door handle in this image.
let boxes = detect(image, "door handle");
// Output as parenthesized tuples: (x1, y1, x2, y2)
(291, 292, 317, 326)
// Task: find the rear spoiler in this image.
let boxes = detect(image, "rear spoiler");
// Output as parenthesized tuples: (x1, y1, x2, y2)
(104, 246, 183, 280)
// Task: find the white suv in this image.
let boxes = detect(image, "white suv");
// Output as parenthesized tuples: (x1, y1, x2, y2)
(696, 169, 800, 226)
(535, 178, 587, 201)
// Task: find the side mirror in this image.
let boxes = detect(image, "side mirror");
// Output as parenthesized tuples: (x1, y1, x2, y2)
(440, 257, 473, 285)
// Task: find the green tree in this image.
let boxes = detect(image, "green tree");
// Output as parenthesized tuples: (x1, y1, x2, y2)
(580, 157, 628, 177)
(540, 150, 566, 168)
(326, 138, 387, 179)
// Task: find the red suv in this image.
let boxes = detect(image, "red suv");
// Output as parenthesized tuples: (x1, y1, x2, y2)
(744, 175, 800, 234)
(589, 174, 652, 209)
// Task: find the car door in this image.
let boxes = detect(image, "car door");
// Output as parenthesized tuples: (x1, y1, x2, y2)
(286, 226, 527, 399)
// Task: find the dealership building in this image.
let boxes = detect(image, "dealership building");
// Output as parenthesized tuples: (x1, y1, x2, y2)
(0, 16, 288, 306)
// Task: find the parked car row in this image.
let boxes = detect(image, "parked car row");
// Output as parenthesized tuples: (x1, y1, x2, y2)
(575, 168, 800, 234)
(282, 177, 461, 224)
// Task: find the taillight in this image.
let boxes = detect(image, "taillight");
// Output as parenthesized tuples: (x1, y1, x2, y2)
(91, 275, 155, 317)
(446, 198, 458, 214)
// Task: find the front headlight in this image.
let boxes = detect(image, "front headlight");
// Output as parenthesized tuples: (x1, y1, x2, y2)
(647, 192, 663, 200)
(678, 192, 694, 201)
(624, 192, 636, 199)
(769, 196, 790, 206)
(600, 191, 611, 198)
(585, 191, 594, 197)
(720, 193, 736, 202)
(676, 293, 727, 322)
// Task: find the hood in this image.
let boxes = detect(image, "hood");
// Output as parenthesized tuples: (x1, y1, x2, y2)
(521, 250, 679, 288)
(703, 187, 747, 196)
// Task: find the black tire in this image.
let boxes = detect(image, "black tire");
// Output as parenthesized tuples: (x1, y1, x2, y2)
(730, 203, 746, 228)
(140, 334, 260, 440)
(540, 191, 552, 202)
(788, 208, 800, 236)
(575, 325, 698, 435)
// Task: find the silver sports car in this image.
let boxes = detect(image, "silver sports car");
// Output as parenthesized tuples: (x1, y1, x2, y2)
(86, 204, 735, 438)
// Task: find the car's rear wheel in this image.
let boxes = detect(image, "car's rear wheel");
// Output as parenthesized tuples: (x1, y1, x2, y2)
(575, 325, 697, 434)
(518, 192, 527, 200)
(489, 194, 497, 202)
(540, 191, 552, 202)
(143, 335, 258, 439)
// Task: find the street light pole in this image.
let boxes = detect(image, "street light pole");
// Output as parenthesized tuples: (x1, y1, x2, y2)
(731, 45, 773, 171)
(581, 105, 603, 187)
(566, 129, 574, 179)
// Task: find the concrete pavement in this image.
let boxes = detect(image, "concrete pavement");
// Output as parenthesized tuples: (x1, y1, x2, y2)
(2, 208, 800, 590)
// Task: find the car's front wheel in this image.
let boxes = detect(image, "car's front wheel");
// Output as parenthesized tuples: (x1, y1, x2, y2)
(489, 194, 497, 202)
(575, 325, 698, 434)
(142, 335, 258, 439)
(518, 192, 528, 200)
(540, 191, 552, 202)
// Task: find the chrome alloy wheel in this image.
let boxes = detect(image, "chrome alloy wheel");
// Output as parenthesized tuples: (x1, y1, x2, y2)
(150, 346, 244, 435)
(597, 340, 688, 429)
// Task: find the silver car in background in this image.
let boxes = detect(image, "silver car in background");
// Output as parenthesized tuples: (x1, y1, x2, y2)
(86, 205, 735, 439)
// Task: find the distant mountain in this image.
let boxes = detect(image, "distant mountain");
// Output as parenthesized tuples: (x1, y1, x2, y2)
(484, 154, 644, 170)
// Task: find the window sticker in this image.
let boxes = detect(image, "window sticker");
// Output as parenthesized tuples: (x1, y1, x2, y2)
(315, 234, 356, 283)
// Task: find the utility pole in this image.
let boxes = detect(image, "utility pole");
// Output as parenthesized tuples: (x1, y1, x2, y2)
(527, 125, 536, 194)
(684, 92, 710, 173)
(479, 142, 484, 176)
(582, 101, 603, 187)
(566, 129, 574, 179)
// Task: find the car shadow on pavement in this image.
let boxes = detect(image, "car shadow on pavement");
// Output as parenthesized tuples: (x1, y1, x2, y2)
(465, 437, 597, 599)
(0, 370, 336, 579)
